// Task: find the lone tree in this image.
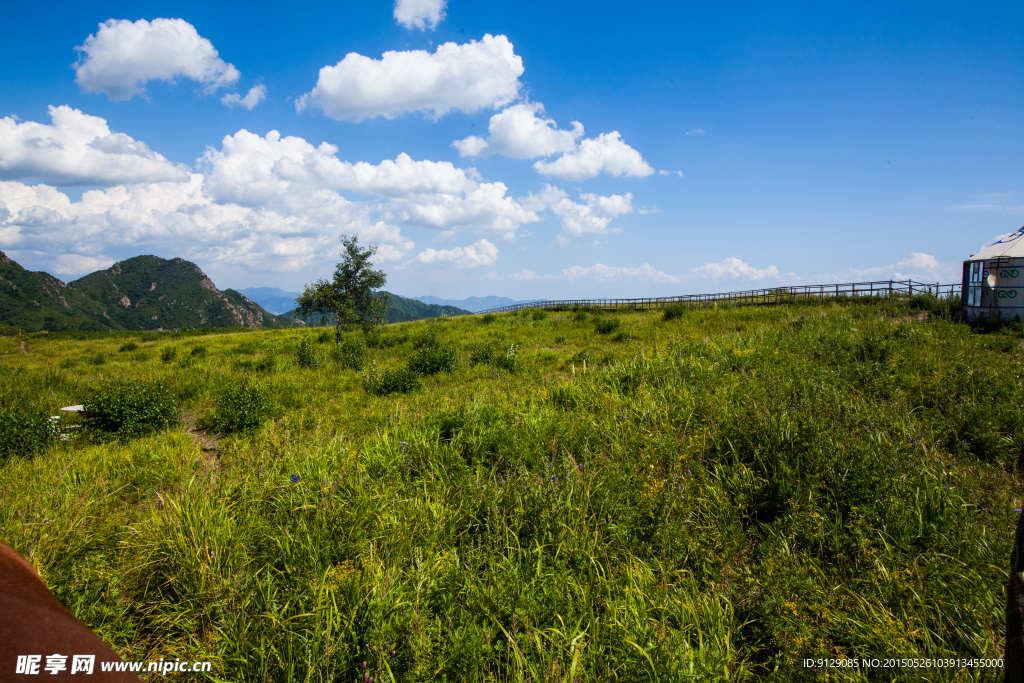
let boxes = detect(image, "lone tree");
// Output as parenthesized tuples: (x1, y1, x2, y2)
(296, 235, 390, 345)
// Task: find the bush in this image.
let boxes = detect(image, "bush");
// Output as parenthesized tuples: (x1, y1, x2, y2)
(468, 343, 496, 366)
(480, 313, 497, 324)
(412, 328, 440, 349)
(594, 317, 621, 335)
(296, 336, 320, 369)
(531, 309, 549, 321)
(213, 379, 273, 434)
(573, 310, 590, 323)
(335, 337, 367, 370)
(118, 341, 139, 353)
(160, 346, 178, 363)
(0, 408, 58, 459)
(58, 358, 77, 370)
(190, 345, 208, 358)
(495, 343, 519, 373)
(89, 352, 107, 366)
(663, 303, 686, 321)
(363, 363, 420, 396)
(82, 380, 180, 441)
(408, 345, 457, 375)
(317, 330, 334, 344)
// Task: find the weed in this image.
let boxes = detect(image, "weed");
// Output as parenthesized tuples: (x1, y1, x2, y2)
(58, 358, 77, 370)
(363, 363, 420, 395)
(594, 317, 621, 334)
(495, 343, 519, 372)
(88, 352, 106, 365)
(160, 346, 178, 363)
(335, 337, 367, 370)
(118, 341, 139, 353)
(663, 303, 686, 321)
(408, 345, 457, 375)
(296, 336, 320, 369)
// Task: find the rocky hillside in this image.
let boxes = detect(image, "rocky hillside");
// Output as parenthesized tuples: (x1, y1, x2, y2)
(0, 251, 297, 332)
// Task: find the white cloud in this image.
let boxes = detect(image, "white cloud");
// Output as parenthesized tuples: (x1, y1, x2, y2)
(525, 185, 633, 237)
(533, 131, 654, 181)
(509, 269, 556, 282)
(411, 239, 497, 268)
(821, 252, 959, 283)
(689, 257, 781, 280)
(950, 191, 1024, 213)
(453, 102, 583, 159)
(296, 34, 523, 122)
(562, 263, 680, 283)
(0, 105, 189, 186)
(74, 18, 239, 100)
(199, 129, 538, 234)
(221, 85, 267, 110)
(394, 0, 447, 30)
(685, 128, 705, 136)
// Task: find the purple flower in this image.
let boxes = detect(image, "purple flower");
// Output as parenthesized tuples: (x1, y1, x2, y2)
(290, 474, 300, 483)
(910, 439, 917, 444)
(686, 469, 692, 475)
(943, 486, 949, 490)
(399, 441, 408, 446)
(1016, 509, 1022, 513)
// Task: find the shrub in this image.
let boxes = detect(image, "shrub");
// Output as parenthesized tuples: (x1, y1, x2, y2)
(594, 317, 621, 335)
(363, 363, 420, 396)
(118, 341, 139, 353)
(573, 310, 590, 323)
(58, 358, 77, 370)
(480, 313, 497, 324)
(140, 332, 160, 342)
(190, 345, 208, 358)
(317, 330, 334, 344)
(82, 380, 180, 441)
(412, 328, 440, 349)
(160, 346, 178, 363)
(0, 408, 58, 459)
(88, 353, 106, 366)
(531, 309, 549, 321)
(296, 336, 320, 369)
(495, 343, 519, 372)
(213, 379, 273, 434)
(335, 337, 367, 370)
(663, 303, 686, 321)
(468, 343, 496, 366)
(409, 345, 457, 375)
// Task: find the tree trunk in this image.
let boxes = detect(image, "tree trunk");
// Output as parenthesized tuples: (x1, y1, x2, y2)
(335, 317, 342, 347)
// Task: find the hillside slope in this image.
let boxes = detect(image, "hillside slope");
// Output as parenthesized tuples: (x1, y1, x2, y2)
(283, 291, 469, 326)
(0, 252, 297, 332)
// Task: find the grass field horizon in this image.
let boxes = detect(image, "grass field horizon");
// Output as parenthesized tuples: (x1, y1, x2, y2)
(1, 295, 1019, 681)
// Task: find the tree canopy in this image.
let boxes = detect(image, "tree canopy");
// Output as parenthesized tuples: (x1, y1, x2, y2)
(296, 235, 389, 344)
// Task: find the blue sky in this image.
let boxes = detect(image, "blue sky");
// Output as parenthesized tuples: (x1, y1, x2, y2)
(0, 1, 1021, 299)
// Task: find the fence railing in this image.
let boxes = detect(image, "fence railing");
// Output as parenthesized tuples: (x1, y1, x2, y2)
(475, 280, 961, 315)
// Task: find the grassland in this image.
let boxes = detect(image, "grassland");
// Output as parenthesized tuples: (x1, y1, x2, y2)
(0, 297, 1020, 681)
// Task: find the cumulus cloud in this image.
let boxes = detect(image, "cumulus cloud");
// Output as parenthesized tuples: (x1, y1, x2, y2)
(525, 185, 633, 238)
(0, 110, 556, 277)
(562, 263, 680, 283)
(453, 102, 583, 159)
(533, 131, 654, 181)
(410, 238, 497, 268)
(198, 129, 538, 234)
(221, 85, 267, 110)
(296, 35, 523, 122)
(0, 105, 189, 186)
(74, 18, 240, 100)
(394, 0, 447, 30)
(689, 257, 782, 280)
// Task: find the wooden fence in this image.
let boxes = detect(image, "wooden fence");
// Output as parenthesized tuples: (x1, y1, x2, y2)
(475, 280, 961, 315)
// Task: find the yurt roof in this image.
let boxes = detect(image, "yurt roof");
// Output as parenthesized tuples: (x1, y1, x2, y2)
(972, 226, 1024, 260)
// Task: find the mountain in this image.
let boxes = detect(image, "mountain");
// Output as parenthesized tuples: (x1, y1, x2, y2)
(283, 291, 469, 326)
(0, 251, 298, 332)
(237, 287, 301, 314)
(411, 295, 532, 312)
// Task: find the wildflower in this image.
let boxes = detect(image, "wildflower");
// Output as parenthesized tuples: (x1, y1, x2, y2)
(942, 486, 948, 490)
(686, 469, 692, 475)
(290, 474, 301, 483)
(399, 441, 408, 447)
(910, 439, 917, 444)
(1016, 509, 1022, 513)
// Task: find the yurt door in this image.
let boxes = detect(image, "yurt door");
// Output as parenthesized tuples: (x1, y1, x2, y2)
(967, 261, 984, 307)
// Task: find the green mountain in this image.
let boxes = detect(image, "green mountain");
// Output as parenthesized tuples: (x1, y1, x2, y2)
(0, 251, 298, 332)
(284, 291, 469, 326)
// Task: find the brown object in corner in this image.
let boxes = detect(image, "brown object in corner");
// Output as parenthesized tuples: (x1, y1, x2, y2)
(0, 541, 140, 681)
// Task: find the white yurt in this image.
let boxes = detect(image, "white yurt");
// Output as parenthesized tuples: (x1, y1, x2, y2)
(962, 224, 1024, 321)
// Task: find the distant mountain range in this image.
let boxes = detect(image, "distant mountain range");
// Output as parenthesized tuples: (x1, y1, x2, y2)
(0, 252, 296, 333)
(410, 295, 532, 312)
(239, 287, 470, 324)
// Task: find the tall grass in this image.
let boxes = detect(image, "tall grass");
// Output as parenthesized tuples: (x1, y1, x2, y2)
(0, 296, 1017, 681)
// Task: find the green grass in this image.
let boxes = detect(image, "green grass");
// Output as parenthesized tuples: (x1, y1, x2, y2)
(0, 297, 1018, 681)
